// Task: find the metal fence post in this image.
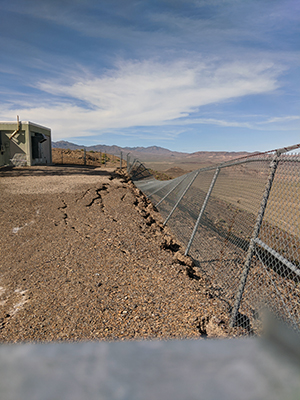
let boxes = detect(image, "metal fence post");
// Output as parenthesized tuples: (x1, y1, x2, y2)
(163, 170, 200, 226)
(127, 153, 130, 173)
(83, 149, 86, 165)
(120, 151, 123, 169)
(229, 153, 280, 327)
(185, 167, 220, 256)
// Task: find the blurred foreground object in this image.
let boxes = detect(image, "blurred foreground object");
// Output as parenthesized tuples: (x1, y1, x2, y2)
(0, 317, 299, 400)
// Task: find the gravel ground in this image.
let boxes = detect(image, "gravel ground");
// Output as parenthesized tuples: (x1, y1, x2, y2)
(0, 165, 240, 343)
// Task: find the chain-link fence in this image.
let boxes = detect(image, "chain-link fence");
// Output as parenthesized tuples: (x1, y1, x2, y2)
(127, 145, 300, 335)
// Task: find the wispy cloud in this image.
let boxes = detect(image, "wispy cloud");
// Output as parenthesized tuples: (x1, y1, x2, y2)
(0, 0, 298, 150)
(2, 58, 283, 139)
(259, 116, 300, 124)
(172, 115, 300, 132)
(176, 118, 254, 129)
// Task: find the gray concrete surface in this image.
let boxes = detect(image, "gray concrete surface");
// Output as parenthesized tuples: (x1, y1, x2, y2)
(0, 337, 300, 400)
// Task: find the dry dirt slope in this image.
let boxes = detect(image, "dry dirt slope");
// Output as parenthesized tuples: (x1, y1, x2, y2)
(0, 165, 242, 342)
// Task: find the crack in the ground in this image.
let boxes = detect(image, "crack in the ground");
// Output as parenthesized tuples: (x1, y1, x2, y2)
(85, 190, 103, 208)
(85, 185, 108, 208)
(127, 175, 202, 281)
(195, 316, 209, 337)
(58, 200, 68, 225)
(186, 265, 201, 281)
(131, 187, 165, 235)
(161, 237, 180, 252)
(76, 189, 91, 203)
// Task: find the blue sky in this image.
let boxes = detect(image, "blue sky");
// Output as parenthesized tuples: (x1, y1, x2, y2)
(0, 0, 299, 152)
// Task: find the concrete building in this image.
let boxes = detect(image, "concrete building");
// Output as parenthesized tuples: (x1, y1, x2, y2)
(0, 119, 52, 167)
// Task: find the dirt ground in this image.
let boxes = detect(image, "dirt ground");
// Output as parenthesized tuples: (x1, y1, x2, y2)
(0, 165, 243, 343)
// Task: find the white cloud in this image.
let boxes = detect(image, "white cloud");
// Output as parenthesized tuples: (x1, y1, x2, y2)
(177, 118, 254, 129)
(169, 116, 300, 132)
(2, 58, 283, 140)
(259, 116, 300, 124)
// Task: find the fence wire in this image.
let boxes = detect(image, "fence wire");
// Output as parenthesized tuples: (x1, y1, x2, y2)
(128, 146, 300, 335)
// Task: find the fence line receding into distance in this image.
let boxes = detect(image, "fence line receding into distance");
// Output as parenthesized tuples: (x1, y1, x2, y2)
(127, 144, 300, 335)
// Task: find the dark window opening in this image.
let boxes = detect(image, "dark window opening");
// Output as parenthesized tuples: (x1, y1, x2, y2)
(0, 132, 3, 154)
(31, 133, 46, 159)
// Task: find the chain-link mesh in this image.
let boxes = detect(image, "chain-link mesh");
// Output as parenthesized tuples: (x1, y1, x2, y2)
(127, 160, 153, 181)
(187, 157, 272, 334)
(239, 152, 300, 333)
(129, 146, 300, 335)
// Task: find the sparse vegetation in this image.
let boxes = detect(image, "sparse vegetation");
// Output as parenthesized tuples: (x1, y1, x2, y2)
(148, 169, 172, 181)
(52, 148, 123, 168)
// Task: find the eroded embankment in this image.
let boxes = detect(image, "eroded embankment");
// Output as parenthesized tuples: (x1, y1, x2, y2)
(0, 166, 246, 342)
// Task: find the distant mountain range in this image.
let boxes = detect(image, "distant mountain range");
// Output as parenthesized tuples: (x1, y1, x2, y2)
(52, 140, 186, 157)
(52, 140, 251, 161)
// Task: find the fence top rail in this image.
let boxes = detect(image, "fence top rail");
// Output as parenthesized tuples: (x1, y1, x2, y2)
(200, 144, 300, 172)
(128, 143, 300, 182)
(166, 152, 299, 176)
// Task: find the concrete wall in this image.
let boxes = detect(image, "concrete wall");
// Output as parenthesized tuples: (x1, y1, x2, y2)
(0, 121, 51, 167)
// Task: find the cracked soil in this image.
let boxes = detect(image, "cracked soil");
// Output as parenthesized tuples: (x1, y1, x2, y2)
(0, 165, 239, 342)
